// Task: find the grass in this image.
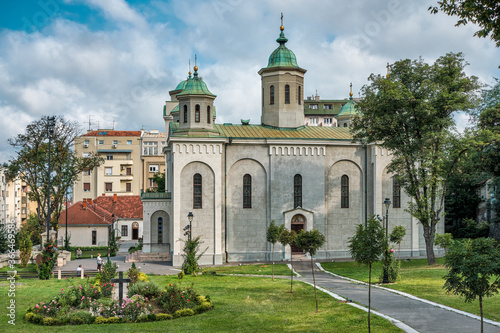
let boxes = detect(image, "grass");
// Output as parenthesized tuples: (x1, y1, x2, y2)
(0, 264, 38, 272)
(202, 263, 291, 276)
(70, 250, 115, 260)
(0, 273, 403, 332)
(322, 258, 500, 322)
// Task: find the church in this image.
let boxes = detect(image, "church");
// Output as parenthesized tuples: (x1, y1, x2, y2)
(141, 22, 443, 266)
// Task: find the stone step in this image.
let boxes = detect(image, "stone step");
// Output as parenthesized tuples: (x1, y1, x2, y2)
(125, 252, 171, 263)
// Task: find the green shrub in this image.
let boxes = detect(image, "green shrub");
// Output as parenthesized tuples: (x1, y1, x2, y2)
(24, 312, 35, 322)
(69, 316, 84, 325)
(25, 312, 43, 324)
(136, 313, 156, 322)
(42, 317, 62, 326)
(108, 316, 122, 324)
(100, 257, 118, 283)
(157, 283, 199, 314)
(173, 308, 195, 318)
(69, 310, 95, 324)
(156, 313, 173, 321)
(127, 281, 161, 299)
(128, 262, 140, 285)
(194, 301, 213, 314)
(94, 316, 108, 324)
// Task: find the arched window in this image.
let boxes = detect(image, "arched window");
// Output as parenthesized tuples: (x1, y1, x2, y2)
(343, 123, 348, 127)
(157, 217, 163, 243)
(298, 86, 302, 105)
(193, 173, 202, 209)
(183, 105, 188, 123)
(294, 174, 302, 208)
(285, 84, 290, 104)
(270, 85, 275, 105)
(341, 175, 349, 208)
(207, 106, 211, 123)
(195, 104, 200, 122)
(243, 174, 252, 208)
(393, 177, 401, 208)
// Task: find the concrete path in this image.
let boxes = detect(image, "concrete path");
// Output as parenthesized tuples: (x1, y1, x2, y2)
(292, 261, 500, 333)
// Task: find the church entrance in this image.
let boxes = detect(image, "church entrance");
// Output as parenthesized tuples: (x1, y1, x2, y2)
(132, 222, 139, 240)
(291, 214, 305, 254)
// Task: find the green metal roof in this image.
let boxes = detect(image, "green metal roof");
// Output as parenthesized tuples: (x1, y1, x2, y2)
(176, 71, 216, 97)
(175, 77, 189, 91)
(265, 28, 299, 68)
(170, 122, 353, 140)
(336, 96, 359, 118)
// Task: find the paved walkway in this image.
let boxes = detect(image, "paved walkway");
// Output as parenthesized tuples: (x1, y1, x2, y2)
(292, 261, 500, 333)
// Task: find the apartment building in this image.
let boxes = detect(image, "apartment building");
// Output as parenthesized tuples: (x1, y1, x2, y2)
(303, 91, 360, 127)
(140, 130, 166, 192)
(0, 168, 29, 229)
(73, 130, 142, 202)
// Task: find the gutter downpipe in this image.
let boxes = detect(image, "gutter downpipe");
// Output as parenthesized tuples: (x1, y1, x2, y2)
(363, 140, 368, 227)
(224, 137, 233, 263)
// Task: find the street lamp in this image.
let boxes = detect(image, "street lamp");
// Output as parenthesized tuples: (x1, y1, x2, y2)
(382, 197, 391, 284)
(65, 190, 69, 250)
(46, 116, 56, 244)
(184, 212, 193, 242)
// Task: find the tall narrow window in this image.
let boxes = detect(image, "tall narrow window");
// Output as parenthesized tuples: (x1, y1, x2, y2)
(393, 177, 401, 208)
(183, 105, 188, 123)
(298, 86, 302, 105)
(195, 105, 200, 122)
(207, 106, 211, 123)
(341, 175, 349, 208)
(91, 230, 97, 245)
(294, 174, 302, 209)
(193, 173, 202, 209)
(285, 84, 290, 104)
(270, 85, 275, 105)
(158, 217, 163, 243)
(243, 174, 252, 208)
(121, 225, 128, 237)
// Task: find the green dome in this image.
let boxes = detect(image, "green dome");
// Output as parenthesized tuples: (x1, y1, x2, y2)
(266, 30, 299, 68)
(336, 95, 359, 118)
(175, 78, 189, 91)
(176, 71, 216, 97)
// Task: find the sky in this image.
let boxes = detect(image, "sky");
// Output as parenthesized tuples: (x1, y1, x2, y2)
(0, 0, 499, 164)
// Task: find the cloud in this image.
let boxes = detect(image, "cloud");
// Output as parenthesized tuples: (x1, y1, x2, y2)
(83, 0, 147, 29)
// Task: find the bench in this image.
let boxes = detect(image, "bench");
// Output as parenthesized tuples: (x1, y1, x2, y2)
(52, 269, 100, 279)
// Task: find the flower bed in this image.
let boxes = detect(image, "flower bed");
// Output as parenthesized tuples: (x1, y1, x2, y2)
(24, 278, 213, 326)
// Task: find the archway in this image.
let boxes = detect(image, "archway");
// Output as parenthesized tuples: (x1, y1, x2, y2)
(291, 214, 305, 253)
(132, 222, 139, 240)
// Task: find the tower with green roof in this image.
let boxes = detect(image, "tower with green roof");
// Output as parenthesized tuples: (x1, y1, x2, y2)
(335, 83, 359, 127)
(175, 62, 218, 135)
(258, 18, 307, 129)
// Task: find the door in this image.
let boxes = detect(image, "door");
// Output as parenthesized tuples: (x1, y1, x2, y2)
(132, 222, 139, 240)
(291, 214, 305, 253)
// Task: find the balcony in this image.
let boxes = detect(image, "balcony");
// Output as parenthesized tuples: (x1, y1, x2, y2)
(141, 192, 171, 200)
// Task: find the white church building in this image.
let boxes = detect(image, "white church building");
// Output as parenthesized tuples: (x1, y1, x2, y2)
(142, 23, 443, 266)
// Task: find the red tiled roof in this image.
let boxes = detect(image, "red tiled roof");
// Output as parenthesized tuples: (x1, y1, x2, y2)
(94, 195, 143, 219)
(59, 195, 143, 225)
(83, 131, 141, 137)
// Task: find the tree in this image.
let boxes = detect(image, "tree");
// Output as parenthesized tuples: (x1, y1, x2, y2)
(294, 229, 326, 312)
(444, 238, 500, 333)
(279, 228, 297, 292)
(434, 233, 454, 253)
(389, 225, 406, 261)
(0, 226, 8, 253)
(146, 172, 166, 192)
(429, 1, 500, 47)
(19, 230, 33, 268)
(181, 235, 206, 275)
(352, 53, 480, 265)
(266, 220, 284, 281)
(348, 217, 386, 333)
(20, 214, 43, 246)
(7, 116, 103, 236)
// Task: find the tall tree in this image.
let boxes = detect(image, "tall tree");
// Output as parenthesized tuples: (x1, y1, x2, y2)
(352, 53, 480, 265)
(7, 116, 103, 236)
(279, 228, 297, 292)
(348, 217, 386, 333)
(294, 229, 326, 312)
(444, 238, 500, 333)
(429, 1, 500, 47)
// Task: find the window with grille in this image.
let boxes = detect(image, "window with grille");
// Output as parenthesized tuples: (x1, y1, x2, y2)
(193, 173, 202, 209)
(294, 174, 302, 209)
(126, 183, 131, 192)
(270, 85, 275, 105)
(393, 177, 401, 208)
(341, 175, 349, 208)
(285, 84, 290, 104)
(158, 217, 163, 243)
(243, 174, 252, 208)
(207, 106, 211, 123)
(105, 183, 112, 192)
(195, 105, 200, 122)
(121, 225, 128, 237)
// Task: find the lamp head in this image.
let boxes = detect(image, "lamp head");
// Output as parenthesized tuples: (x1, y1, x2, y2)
(384, 198, 391, 211)
(188, 212, 193, 222)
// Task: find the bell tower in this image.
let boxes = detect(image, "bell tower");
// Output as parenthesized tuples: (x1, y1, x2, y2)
(258, 16, 307, 128)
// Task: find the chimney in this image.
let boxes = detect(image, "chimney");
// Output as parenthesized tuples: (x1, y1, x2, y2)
(113, 194, 117, 203)
(83, 201, 87, 209)
(102, 193, 105, 196)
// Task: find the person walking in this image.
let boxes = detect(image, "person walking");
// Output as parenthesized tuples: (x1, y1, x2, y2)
(97, 253, 103, 271)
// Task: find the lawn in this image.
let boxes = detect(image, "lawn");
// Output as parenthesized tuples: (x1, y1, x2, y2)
(202, 263, 291, 276)
(0, 273, 403, 332)
(321, 258, 500, 322)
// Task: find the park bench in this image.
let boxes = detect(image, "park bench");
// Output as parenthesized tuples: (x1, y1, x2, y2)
(52, 269, 100, 279)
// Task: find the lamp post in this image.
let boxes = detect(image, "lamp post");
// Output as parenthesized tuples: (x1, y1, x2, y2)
(65, 190, 68, 250)
(382, 197, 391, 283)
(185, 212, 193, 242)
(46, 116, 56, 244)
